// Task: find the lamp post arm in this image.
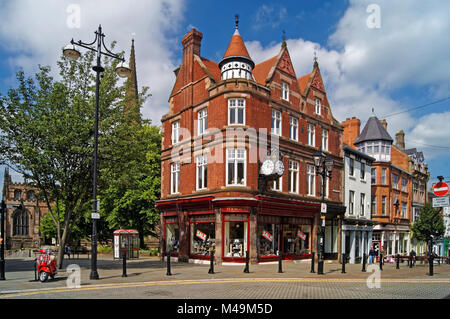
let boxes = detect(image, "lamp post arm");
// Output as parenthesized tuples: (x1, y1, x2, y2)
(101, 34, 125, 62)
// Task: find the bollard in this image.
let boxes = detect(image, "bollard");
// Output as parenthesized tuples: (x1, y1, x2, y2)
(34, 258, 38, 281)
(166, 250, 172, 276)
(341, 254, 346, 274)
(379, 253, 383, 271)
(396, 254, 400, 270)
(362, 253, 367, 272)
(243, 251, 249, 273)
(208, 251, 214, 274)
(310, 252, 315, 273)
(447, 256, 450, 265)
(122, 252, 127, 277)
(278, 251, 283, 273)
(428, 254, 434, 276)
(409, 256, 412, 268)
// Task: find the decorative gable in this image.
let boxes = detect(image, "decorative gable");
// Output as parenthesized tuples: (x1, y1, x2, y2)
(276, 49, 295, 77)
(310, 67, 325, 92)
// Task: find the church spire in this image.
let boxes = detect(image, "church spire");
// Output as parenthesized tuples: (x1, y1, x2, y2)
(125, 38, 139, 116)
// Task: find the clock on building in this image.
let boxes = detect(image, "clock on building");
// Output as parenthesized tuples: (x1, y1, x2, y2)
(260, 159, 275, 176)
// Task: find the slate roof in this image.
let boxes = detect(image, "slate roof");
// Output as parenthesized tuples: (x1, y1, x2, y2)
(354, 116, 393, 144)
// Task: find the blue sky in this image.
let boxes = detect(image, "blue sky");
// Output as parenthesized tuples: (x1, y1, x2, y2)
(0, 0, 449, 189)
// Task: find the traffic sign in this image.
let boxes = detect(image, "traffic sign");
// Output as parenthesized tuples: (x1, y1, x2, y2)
(432, 196, 449, 208)
(321, 203, 327, 213)
(433, 181, 449, 197)
(91, 213, 100, 219)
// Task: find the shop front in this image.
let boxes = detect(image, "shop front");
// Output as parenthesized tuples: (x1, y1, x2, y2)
(157, 195, 344, 264)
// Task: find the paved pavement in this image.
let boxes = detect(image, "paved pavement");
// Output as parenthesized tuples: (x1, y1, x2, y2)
(1, 254, 450, 299)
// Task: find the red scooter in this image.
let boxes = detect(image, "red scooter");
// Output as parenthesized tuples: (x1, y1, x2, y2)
(37, 249, 57, 282)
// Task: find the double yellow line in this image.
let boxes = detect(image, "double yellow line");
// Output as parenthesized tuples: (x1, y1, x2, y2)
(2, 278, 450, 298)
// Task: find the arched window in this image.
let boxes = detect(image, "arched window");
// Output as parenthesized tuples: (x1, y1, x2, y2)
(14, 189, 22, 200)
(13, 210, 29, 236)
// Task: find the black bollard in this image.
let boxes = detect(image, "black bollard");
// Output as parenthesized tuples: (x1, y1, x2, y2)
(278, 251, 283, 273)
(208, 251, 215, 274)
(409, 256, 412, 268)
(166, 250, 172, 276)
(447, 256, 450, 265)
(122, 252, 127, 277)
(396, 254, 400, 270)
(310, 252, 315, 273)
(243, 251, 249, 273)
(429, 254, 434, 276)
(362, 253, 367, 272)
(341, 254, 346, 274)
(379, 253, 383, 271)
(34, 258, 38, 281)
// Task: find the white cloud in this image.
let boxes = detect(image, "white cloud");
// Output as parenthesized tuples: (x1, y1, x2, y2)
(246, 0, 450, 161)
(0, 0, 185, 125)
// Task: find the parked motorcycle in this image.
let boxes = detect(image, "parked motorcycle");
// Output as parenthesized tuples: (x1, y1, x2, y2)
(37, 249, 57, 282)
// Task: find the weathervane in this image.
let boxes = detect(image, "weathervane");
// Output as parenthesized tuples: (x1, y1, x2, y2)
(235, 14, 239, 30)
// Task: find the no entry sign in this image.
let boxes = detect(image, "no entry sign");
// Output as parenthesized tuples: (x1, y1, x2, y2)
(433, 182, 449, 197)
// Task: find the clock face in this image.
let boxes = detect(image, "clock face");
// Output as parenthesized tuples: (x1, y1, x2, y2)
(261, 160, 275, 176)
(275, 160, 285, 176)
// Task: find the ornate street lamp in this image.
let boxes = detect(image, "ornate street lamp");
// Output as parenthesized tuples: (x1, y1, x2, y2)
(64, 25, 131, 280)
(313, 146, 334, 275)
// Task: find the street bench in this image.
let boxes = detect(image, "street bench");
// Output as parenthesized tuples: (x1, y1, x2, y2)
(66, 247, 90, 259)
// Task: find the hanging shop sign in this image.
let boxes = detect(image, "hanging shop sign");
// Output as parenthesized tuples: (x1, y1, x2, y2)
(262, 230, 273, 242)
(196, 230, 207, 241)
(297, 230, 306, 240)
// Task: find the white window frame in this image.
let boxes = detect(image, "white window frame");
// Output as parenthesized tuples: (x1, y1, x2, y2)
(271, 176, 282, 192)
(288, 160, 299, 194)
(197, 108, 207, 136)
(228, 98, 245, 126)
(322, 129, 328, 151)
(382, 168, 386, 185)
(371, 168, 377, 184)
(289, 117, 298, 141)
(349, 190, 355, 215)
(226, 148, 246, 186)
(360, 162, 365, 180)
(172, 121, 180, 145)
(271, 110, 282, 136)
(392, 174, 399, 190)
(307, 164, 316, 196)
(349, 158, 354, 177)
(360, 193, 365, 217)
(196, 154, 208, 190)
(315, 98, 321, 115)
(307, 123, 315, 147)
(371, 195, 377, 217)
(401, 201, 407, 218)
(382, 196, 386, 215)
(401, 177, 407, 192)
(171, 162, 180, 194)
(282, 81, 289, 101)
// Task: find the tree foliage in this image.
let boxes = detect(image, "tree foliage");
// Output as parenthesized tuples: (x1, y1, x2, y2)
(411, 202, 445, 243)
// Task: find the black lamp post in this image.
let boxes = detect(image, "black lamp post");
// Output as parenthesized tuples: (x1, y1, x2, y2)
(64, 25, 131, 280)
(313, 146, 334, 275)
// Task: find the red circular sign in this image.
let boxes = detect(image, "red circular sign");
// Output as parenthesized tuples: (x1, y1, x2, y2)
(433, 182, 449, 197)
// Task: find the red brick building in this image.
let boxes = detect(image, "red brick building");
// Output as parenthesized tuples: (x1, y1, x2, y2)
(156, 22, 345, 264)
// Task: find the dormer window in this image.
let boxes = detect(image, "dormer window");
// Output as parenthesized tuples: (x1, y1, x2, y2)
(14, 189, 22, 200)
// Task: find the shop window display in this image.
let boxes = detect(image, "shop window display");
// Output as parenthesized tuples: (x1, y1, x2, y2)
(282, 223, 311, 255)
(165, 217, 179, 252)
(190, 215, 215, 256)
(224, 214, 248, 258)
(257, 223, 280, 256)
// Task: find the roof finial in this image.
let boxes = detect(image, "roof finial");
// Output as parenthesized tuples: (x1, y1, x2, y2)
(281, 30, 287, 48)
(235, 14, 239, 30)
(313, 50, 318, 67)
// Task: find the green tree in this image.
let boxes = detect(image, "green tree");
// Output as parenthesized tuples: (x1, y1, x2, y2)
(0, 45, 129, 267)
(411, 202, 445, 253)
(99, 113, 161, 248)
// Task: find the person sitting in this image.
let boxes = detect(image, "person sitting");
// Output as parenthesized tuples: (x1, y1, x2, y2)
(65, 246, 71, 259)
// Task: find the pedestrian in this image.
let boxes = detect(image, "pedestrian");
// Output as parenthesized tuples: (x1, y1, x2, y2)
(65, 246, 71, 259)
(369, 248, 376, 264)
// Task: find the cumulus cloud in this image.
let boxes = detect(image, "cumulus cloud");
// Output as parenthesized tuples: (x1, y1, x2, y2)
(246, 0, 450, 162)
(0, 0, 185, 125)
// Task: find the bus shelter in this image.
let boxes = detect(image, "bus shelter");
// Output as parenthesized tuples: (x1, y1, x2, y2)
(113, 229, 139, 259)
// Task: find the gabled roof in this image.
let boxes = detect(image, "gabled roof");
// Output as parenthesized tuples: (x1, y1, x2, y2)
(253, 55, 277, 85)
(354, 116, 393, 144)
(297, 72, 312, 94)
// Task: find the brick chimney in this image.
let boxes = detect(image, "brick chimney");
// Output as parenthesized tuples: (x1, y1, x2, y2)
(342, 117, 361, 149)
(180, 28, 203, 107)
(380, 119, 387, 130)
(396, 130, 405, 149)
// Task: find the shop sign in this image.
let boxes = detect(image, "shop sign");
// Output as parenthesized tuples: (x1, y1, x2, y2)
(222, 207, 249, 213)
(196, 230, 207, 241)
(262, 230, 273, 242)
(297, 230, 306, 240)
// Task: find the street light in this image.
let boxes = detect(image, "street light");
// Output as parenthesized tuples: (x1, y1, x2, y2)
(313, 146, 334, 275)
(64, 25, 131, 280)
